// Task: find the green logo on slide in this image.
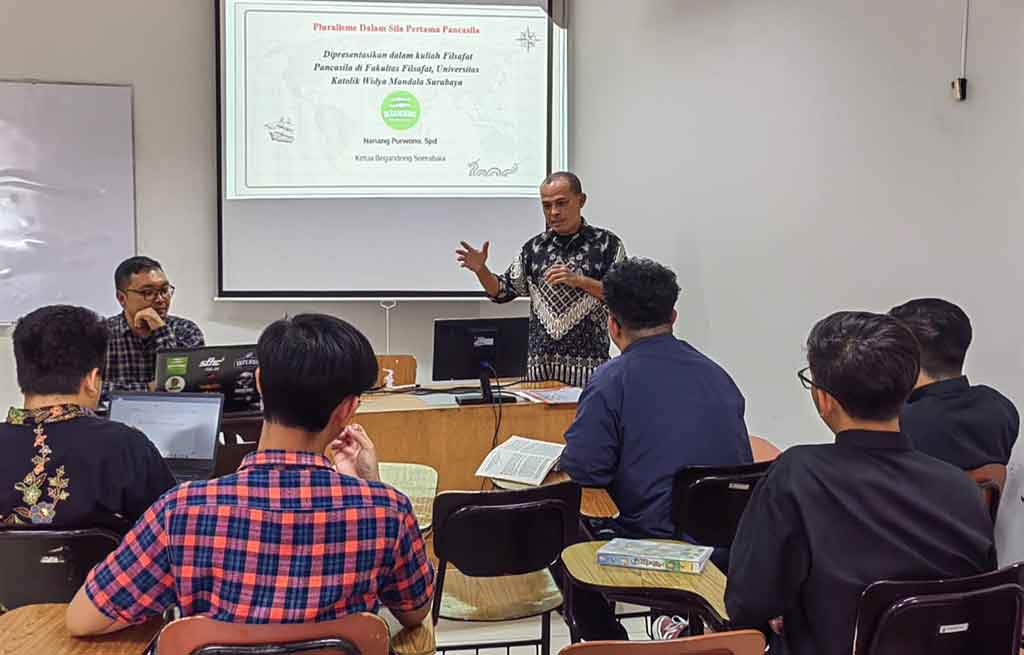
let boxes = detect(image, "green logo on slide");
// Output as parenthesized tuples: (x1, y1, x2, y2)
(381, 91, 421, 130)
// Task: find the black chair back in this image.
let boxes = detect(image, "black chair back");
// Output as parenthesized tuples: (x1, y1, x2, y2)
(432, 481, 581, 577)
(0, 528, 120, 610)
(670, 461, 772, 547)
(853, 563, 1024, 655)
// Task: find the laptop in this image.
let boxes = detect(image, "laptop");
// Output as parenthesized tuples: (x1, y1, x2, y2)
(108, 392, 224, 482)
(155, 345, 260, 414)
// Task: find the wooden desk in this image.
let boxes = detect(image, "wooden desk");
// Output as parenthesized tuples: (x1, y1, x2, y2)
(221, 384, 579, 495)
(379, 462, 438, 531)
(490, 471, 619, 519)
(0, 604, 159, 655)
(389, 615, 435, 655)
(561, 540, 728, 631)
(0, 604, 433, 655)
(357, 388, 577, 493)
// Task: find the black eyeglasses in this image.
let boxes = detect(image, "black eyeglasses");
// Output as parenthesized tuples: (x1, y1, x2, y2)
(123, 285, 175, 302)
(797, 366, 835, 396)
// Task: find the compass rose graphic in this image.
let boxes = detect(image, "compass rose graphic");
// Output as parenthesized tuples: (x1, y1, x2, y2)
(516, 26, 540, 52)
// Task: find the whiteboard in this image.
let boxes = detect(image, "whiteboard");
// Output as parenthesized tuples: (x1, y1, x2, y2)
(0, 81, 136, 324)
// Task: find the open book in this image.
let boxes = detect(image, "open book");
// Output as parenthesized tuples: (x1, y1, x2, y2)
(475, 435, 565, 486)
(516, 386, 583, 404)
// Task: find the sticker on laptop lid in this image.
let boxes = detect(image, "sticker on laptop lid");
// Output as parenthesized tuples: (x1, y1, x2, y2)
(165, 356, 188, 376)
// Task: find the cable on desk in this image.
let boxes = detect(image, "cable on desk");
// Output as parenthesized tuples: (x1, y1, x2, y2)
(480, 363, 504, 491)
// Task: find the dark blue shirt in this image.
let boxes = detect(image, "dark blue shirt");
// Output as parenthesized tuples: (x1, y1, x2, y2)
(560, 333, 752, 537)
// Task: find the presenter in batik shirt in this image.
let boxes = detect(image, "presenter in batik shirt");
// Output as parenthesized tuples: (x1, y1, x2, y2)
(456, 172, 626, 386)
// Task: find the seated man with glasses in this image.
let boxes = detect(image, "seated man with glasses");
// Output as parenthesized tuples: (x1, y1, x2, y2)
(104, 256, 204, 392)
(726, 312, 995, 655)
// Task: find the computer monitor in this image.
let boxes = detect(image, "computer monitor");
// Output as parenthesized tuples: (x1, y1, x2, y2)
(432, 317, 529, 405)
(155, 345, 259, 413)
(108, 392, 224, 482)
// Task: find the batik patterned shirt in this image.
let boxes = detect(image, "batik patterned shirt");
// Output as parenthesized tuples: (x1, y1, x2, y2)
(0, 404, 175, 531)
(491, 219, 626, 386)
(104, 313, 205, 392)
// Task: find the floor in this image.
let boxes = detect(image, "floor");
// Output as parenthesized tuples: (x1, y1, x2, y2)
(388, 604, 656, 654)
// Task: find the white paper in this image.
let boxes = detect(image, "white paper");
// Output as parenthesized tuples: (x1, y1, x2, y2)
(522, 387, 583, 404)
(475, 435, 565, 486)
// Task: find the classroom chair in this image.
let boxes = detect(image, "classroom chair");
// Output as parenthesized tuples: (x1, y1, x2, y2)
(0, 528, 119, 610)
(155, 613, 390, 655)
(376, 355, 417, 388)
(852, 562, 1024, 655)
(430, 481, 581, 654)
(967, 463, 1006, 522)
(748, 435, 781, 462)
(558, 629, 765, 655)
(670, 462, 773, 548)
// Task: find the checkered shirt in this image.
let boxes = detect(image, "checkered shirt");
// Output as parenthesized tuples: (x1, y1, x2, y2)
(84, 450, 434, 624)
(104, 313, 205, 392)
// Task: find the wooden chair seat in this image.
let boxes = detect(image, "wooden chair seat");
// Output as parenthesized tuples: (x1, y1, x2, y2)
(390, 619, 435, 655)
(748, 435, 781, 463)
(155, 613, 390, 655)
(438, 565, 563, 622)
(558, 629, 765, 654)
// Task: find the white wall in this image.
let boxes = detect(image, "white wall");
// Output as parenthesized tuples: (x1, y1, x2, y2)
(2, 1, 1023, 450)
(569, 0, 1024, 446)
(0, 0, 526, 411)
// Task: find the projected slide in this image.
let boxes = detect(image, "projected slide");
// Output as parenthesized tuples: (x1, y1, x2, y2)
(223, 1, 549, 199)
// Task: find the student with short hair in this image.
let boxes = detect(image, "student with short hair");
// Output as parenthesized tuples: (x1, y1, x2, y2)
(559, 257, 751, 640)
(726, 311, 995, 655)
(889, 298, 1018, 468)
(67, 314, 434, 636)
(1, 305, 175, 530)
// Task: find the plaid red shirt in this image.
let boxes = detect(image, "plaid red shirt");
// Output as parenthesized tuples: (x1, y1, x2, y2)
(85, 450, 434, 624)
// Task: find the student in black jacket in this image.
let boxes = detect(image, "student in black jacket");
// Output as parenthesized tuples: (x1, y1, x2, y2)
(727, 311, 995, 655)
(890, 298, 1018, 469)
(0, 305, 176, 532)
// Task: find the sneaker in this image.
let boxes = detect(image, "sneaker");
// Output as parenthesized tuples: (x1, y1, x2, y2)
(651, 614, 689, 640)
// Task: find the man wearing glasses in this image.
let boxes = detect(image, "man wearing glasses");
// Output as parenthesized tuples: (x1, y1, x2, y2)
(725, 312, 995, 655)
(104, 256, 204, 392)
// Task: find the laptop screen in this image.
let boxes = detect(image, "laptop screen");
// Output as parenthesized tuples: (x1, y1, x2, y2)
(109, 393, 223, 461)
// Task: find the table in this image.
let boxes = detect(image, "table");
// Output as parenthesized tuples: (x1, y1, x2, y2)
(220, 382, 579, 494)
(357, 384, 578, 493)
(379, 462, 439, 531)
(490, 471, 619, 519)
(0, 604, 434, 655)
(560, 540, 729, 635)
(0, 604, 160, 655)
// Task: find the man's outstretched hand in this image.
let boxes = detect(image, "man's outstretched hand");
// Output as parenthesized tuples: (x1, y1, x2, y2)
(456, 241, 489, 273)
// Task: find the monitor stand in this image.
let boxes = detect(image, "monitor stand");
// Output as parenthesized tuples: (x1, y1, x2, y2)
(455, 366, 519, 406)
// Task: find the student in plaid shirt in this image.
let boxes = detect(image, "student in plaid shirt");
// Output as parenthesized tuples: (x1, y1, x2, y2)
(104, 256, 205, 393)
(67, 314, 435, 635)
